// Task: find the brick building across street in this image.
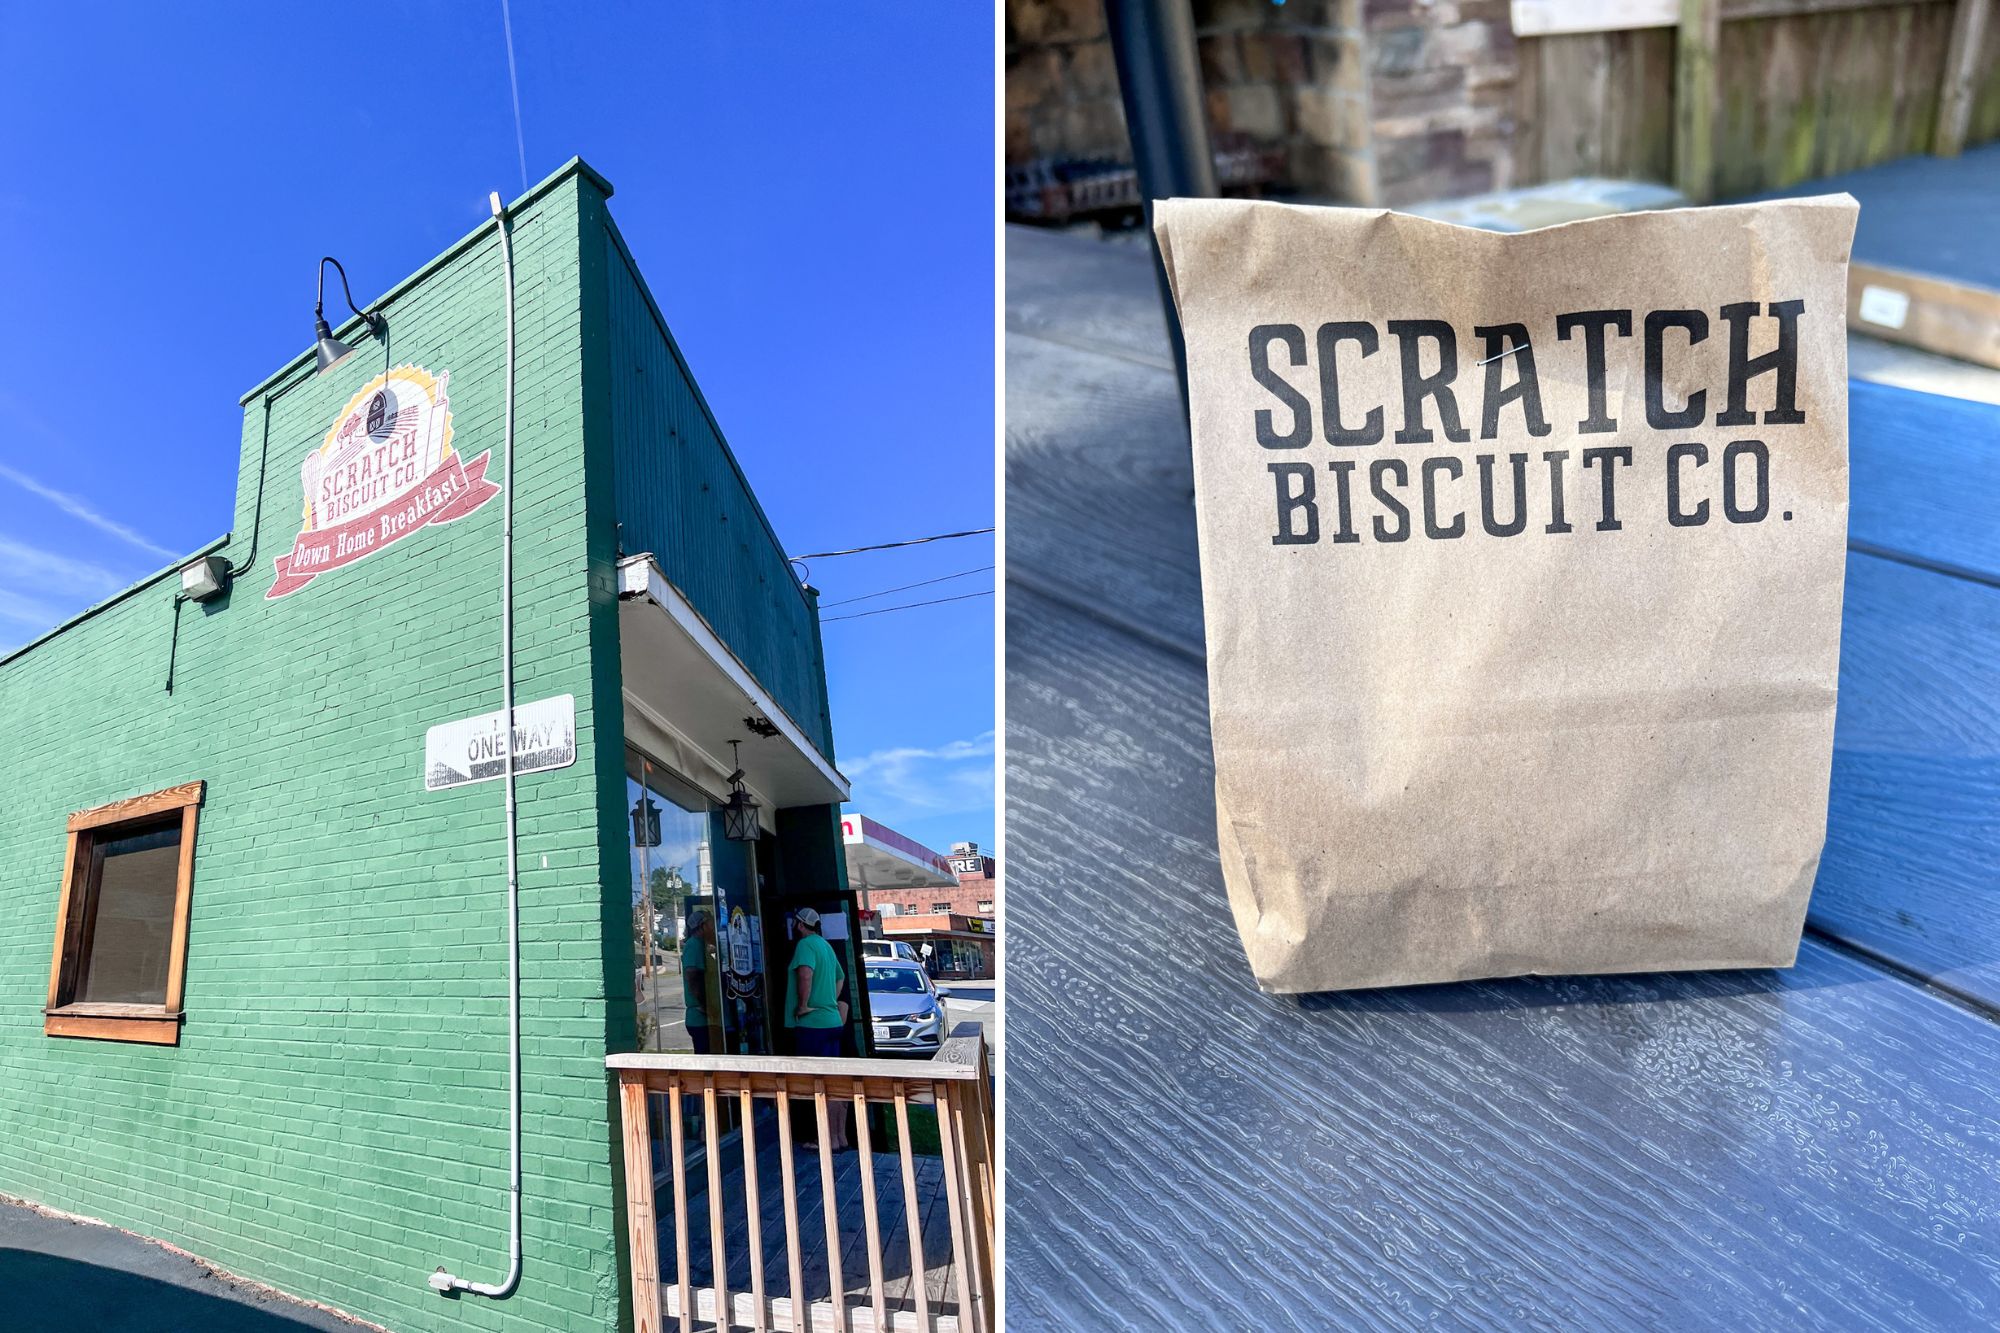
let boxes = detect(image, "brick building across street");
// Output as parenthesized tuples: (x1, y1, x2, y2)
(877, 841, 997, 919)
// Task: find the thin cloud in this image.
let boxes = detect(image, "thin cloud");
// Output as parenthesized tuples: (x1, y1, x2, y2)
(0, 535, 132, 599)
(0, 536, 137, 654)
(0, 461, 179, 562)
(843, 731, 995, 819)
(0, 586, 71, 632)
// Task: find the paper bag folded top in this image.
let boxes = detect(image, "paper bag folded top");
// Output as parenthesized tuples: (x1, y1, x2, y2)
(1155, 196, 1859, 993)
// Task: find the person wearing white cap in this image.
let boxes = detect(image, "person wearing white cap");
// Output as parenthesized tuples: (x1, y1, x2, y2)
(785, 906, 852, 1149)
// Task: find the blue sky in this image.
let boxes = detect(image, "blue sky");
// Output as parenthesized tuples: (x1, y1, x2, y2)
(0, 2, 994, 856)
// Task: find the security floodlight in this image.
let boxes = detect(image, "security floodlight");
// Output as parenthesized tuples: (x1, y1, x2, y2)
(314, 256, 385, 375)
(179, 555, 230, 602)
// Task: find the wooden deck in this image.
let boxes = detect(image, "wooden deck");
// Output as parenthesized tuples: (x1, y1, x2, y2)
(1005, 222, 2000, 1330)
(657, 1103, 960, 1332)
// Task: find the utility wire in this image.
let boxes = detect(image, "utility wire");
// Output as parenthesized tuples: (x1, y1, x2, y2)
(819, 564, 994, 609)
(791, 527, 994, 560)
(821, 589, 993, 623)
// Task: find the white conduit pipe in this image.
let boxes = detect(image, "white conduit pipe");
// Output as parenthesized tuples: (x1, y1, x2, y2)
(430, 189, 523, 1300)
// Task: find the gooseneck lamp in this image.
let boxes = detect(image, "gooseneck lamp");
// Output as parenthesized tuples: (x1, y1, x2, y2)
(314, 256, 385, 374)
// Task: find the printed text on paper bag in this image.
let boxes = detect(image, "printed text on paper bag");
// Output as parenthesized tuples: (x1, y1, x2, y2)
(1247, 303, 1809, 545)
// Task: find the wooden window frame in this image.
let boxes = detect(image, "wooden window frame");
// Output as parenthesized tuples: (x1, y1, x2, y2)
(44, 780, 204, 1045)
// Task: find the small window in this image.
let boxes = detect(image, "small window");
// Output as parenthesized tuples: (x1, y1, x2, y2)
(931, 901, 953, 914)
(977, 900, 994, 914)
(46, 781, 204, 1045)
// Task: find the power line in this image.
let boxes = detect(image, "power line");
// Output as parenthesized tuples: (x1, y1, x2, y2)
(821, 589, 993, 623)
(819, 565, 994, 609)
(791, 527, 994, 560)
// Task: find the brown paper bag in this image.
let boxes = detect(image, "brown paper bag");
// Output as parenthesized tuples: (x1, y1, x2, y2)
(1154, 196, 1858, 993)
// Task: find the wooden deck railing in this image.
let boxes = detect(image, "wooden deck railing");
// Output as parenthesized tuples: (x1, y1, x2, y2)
(609, 1024, 995, 1333)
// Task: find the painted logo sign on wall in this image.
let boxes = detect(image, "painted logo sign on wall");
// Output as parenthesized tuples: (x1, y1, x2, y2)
(267, 364, 500, 599)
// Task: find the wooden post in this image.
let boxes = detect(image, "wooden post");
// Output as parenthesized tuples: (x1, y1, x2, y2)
(849, 1080, 887, 1333)
(619, 1074, 663, 1333)
(934, 1083, 982, 1332)
(775, 1089, 807, 1333)
(1937, 0, 1993, 157)
(893, 1090, 931, 1331)
(668, 1079, 692, 1333)
(1674, 0, 1720, 203)
(704, 1078, 729, 1332)
(739, 1087, 768, 1333)
(956, 1062, 996, 1301)
(812, 1081, 848, 1333)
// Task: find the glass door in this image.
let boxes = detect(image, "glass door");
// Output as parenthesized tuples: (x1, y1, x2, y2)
(626, 748, 770, 1056)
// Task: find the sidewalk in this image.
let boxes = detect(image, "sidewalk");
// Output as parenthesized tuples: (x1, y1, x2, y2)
(0, 1197, 372, 1333)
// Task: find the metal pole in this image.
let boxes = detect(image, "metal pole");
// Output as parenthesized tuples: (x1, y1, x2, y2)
(1103, 0, 1216, 425)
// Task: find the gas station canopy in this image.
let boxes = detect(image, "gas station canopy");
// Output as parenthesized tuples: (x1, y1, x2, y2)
(842, 814, 957, 895)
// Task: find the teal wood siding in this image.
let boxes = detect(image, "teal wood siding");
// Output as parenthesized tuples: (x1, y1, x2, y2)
(0, 164, 631, 1333)
(598, 220, 836, 758)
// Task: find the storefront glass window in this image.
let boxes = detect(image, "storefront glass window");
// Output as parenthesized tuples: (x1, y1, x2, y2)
(627, 750, 770, 1056)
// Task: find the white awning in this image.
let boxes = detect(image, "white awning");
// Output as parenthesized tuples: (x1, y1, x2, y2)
(618, 555, 848, 814)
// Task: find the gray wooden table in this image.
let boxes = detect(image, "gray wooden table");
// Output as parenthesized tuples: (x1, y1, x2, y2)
(1004, 224, 2000, 1332)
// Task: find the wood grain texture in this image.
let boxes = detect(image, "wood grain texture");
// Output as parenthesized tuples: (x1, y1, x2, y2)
(1005, 228, 1170, 371)
(45, 830, 82, 1012)
(1817, 554, 2000, 1007)
(1006, 587, 2000, 1331)
(1005, 332, 1203, 651)
(1676, 0, 1722, 201)
(1516, 28, 1678, 186)
(1849, 379, 2000, 577)
(1935, 0, 1994, 155)
(1847, 261, 2000, 370)
(66, 779, 204, 831)
(620, 1074, 664, 1333)
(1739, 140, 2000, 291)
(162, 801, 199, 1014)
(1711, 3, 1956, 198)
(41, 1012, 180, 1045)
(1973, 4, 2000, 142)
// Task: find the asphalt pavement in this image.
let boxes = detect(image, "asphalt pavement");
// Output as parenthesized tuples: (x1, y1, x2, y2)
(0, 1197, 368, 1333)
(938, 982, 1000, 1069)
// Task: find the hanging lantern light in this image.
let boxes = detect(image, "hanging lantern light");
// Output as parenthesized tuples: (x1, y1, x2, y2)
(631, 792, 662, 848)
(722, 740, 762, 842)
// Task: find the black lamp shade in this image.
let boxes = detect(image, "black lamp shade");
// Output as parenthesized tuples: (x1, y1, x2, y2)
(722, 790, 761, 842)
(314, 314, 355, 374)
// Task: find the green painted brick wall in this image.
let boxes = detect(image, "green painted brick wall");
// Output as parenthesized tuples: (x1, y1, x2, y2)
(0, 163, 638, 1333)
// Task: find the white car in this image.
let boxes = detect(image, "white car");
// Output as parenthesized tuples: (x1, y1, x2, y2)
(860, 928, 920, 960)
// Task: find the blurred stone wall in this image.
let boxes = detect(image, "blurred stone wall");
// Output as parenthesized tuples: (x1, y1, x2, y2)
(1005, 0, 1523, 208)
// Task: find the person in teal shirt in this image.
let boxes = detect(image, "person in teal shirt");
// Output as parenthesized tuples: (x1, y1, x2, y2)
(785, 907, 851, 1149)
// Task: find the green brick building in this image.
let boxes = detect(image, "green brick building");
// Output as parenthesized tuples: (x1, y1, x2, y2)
(0, 159, 859, 1332)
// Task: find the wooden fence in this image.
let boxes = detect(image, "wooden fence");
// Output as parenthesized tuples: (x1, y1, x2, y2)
(1512, 0, 1996, 199)
(610, 1027, 996, 1333)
